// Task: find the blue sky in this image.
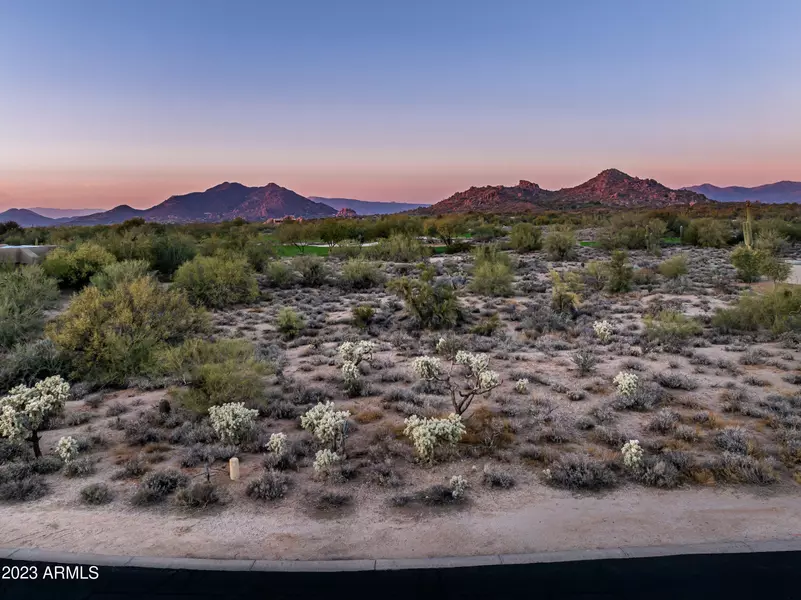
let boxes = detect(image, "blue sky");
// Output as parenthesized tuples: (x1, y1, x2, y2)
(1, 0, 800, 208)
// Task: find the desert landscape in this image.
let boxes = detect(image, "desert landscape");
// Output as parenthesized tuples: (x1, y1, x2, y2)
(2, 195, 801, 559)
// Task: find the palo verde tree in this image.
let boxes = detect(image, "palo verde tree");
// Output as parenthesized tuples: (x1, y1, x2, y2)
(0, 375, 70, 458)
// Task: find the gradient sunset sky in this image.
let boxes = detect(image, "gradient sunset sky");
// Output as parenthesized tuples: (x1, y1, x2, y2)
(1, 0, 800, 210)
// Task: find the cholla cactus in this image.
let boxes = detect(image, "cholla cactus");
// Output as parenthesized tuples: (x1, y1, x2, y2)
(412, 355, 442, 380)
(338, 341, 375, 396)
(208, 402, 258, 445)
(313, 449, 341, 476)
(56, 435, 79, 463)
(267, 432, 287, 456)
(621, 439, 644, 469)
(613, 371, 639, 397)
(403, 413, 465, 462)
(593, 320, 614, 343)
(450, 475, 468, 499)
(411, 351, 501, 416)
(0, 375, 70, 458)
(515, 378, 529, 394)
(338, 340, 375, 364)
(301, 401, 351, 451)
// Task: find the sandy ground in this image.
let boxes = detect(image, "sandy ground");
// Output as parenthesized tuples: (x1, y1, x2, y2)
(1, 485, 799, 560)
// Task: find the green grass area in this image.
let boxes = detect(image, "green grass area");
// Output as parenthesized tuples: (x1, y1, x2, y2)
(579, 241, 598, 247)
(664, 237, 682, 244)
(580, 237, 683, 248)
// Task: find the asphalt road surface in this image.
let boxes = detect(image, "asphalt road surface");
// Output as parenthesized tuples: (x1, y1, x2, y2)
(1, 551, 799, 600)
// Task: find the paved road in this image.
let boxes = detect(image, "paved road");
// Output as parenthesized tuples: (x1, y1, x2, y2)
(1, 551, 799, 599)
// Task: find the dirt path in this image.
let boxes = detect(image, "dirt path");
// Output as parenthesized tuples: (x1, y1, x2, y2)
(2, 486, 799, 560)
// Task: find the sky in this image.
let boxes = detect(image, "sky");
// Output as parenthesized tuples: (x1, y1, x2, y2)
(1, 0, 800, 210)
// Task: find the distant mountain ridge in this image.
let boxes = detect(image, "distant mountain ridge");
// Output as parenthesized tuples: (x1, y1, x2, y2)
(419, 169, 712, 215)
(681, 181, 801, 204)
(0, 208, 60, 228)
(308, 197, 431, 215)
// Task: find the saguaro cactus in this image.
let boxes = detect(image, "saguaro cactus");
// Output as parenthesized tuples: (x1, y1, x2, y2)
(743, 200, 754, 249)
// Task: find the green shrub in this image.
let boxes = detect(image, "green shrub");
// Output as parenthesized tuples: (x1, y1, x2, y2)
(0, 339, 68, 395)
(471, 314, 502, 336)
(0, 266, 60, 349)
(712, 286, 801, 334)
(329, 240, 364, 259)
(754, 226, 787, 255)
(583, 260, 609, 291)
(543, 227, 577, 261)
(604, 250, 633, 293)
(388, 267, 462, 329)
(509, 223, 542, 252)
(730, 246, 763, 282)
(173, 254, 258, 309)
(276, 307, 305, 339)
(472, 243, 511, 268)
(352, 305, 375, 330)
(163, 339, 271, 414)
(292, 255, 327, 286)
(262, 260, 295, 288)
(470, 260, 513, 297)
(683, 219, 732, 248)
(42, 242, 117, 287)
(46, 278, 208, 385)
(365, 234, 429, 262)
(550, 270, 581, 314)
(340, 258, 385, 290)
(644, 310, 702, 346)
(90, 259, 152, 291)
(150, 233, 197, 276)
(758, 253, 791, 284)
(658, 254, 688, 279)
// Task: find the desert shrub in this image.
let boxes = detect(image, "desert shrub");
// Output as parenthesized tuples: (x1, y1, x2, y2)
(0, 266, 60, 349)
(683, 219, 732, 248)
(174, 482, 220, 509)
(313, 490, 352, 510)
(388, 266, 462, 329)
(46, 278, 208, 385)
(329, 240, 364, 259)
(714, 426, 751, 455)
(263, 261, 296, 288)
(582, 260, 609, 291)
(655, 372, 699, 390)
(131, 469, 189, 505)
(338, 340, 375, 396)
(351, 305, 375, 330)
(543, 227, 577, 261)
(759, 252, 791, 284)
(636, 455, 680, 488)
(150, 233, 197, 276)
(80, 482, 114, 505)
(173, 254, 258, 309)
(613, 381, 665, 411)
(163, 339, 270, 414)
(366, 234, 429, 262)
(658, 254, 688, 279)
(550, 270, 581, 314)
(604, 250, 633, 293)
(730, 246, 763, 283)
(509, 223, 542, 252)
(113, 456, 149, 479)
(470, 247, 514, 297)
(276, 307, 305, 339)
(711, 452, 777, 484)
(644, 310, 702, 346)
(42, 242, 116, 288)
(482, 464, 516, 489)
(754, 225, 788, 255)
(712, 286, 801, 333)
(545, 453, 617, 490)
(247, 470, 289, 501)
(0, 473, 48, 502)
(646, 409, 680, 433)
(292, 255, 327, 286)
(90, 259, 152, 291)
(63, 457, 96, 478)
(339, 258, 385, 290)
(412, 352, 500, 416)
(0, 339, 68, 395)
(301, 401, 351, 451)
(571, 348, 598, 376)
(471, 314, 502, 336)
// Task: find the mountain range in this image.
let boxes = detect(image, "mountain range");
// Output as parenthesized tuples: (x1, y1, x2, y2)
(2, 172, 800, 227)
(308, 197, 431, 215)
(681, 181, 801, 204)
(418, 169, 711, 215)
